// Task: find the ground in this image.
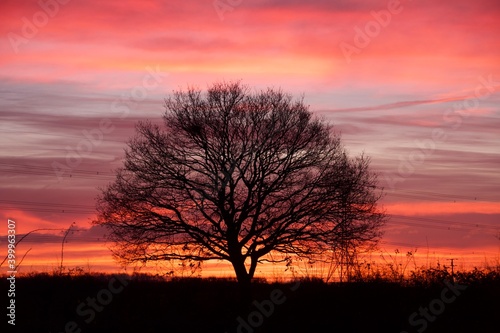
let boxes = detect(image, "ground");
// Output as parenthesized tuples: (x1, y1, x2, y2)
(2, 273, 499, 333)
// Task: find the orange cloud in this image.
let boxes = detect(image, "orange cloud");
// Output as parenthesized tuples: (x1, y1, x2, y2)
(386, 201, 500, 216)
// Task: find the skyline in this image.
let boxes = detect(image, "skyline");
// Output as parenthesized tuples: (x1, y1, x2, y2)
(1, 0, 499, 275)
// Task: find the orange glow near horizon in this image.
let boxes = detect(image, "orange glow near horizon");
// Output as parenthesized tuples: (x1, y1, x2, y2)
(4, 241, 499, 280)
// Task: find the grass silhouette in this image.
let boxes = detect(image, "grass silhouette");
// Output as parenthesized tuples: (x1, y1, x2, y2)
(2, 267, 499, 333)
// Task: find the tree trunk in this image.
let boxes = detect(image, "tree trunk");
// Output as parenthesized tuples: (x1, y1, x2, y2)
(231, 257, 253, 307)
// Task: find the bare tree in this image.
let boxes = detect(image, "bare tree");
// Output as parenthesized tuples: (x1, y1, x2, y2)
(95, 81, 385, 300)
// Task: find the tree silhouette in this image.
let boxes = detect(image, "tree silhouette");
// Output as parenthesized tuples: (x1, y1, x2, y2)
(95, 81, 385, 301)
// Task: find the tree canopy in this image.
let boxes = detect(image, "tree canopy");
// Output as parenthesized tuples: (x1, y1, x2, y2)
(95, 81, 385, 297)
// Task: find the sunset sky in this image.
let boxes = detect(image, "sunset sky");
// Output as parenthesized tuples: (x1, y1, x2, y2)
(1, 0, 499, 277)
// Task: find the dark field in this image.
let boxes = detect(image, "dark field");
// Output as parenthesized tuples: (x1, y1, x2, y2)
(3, 272, 500, 333)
